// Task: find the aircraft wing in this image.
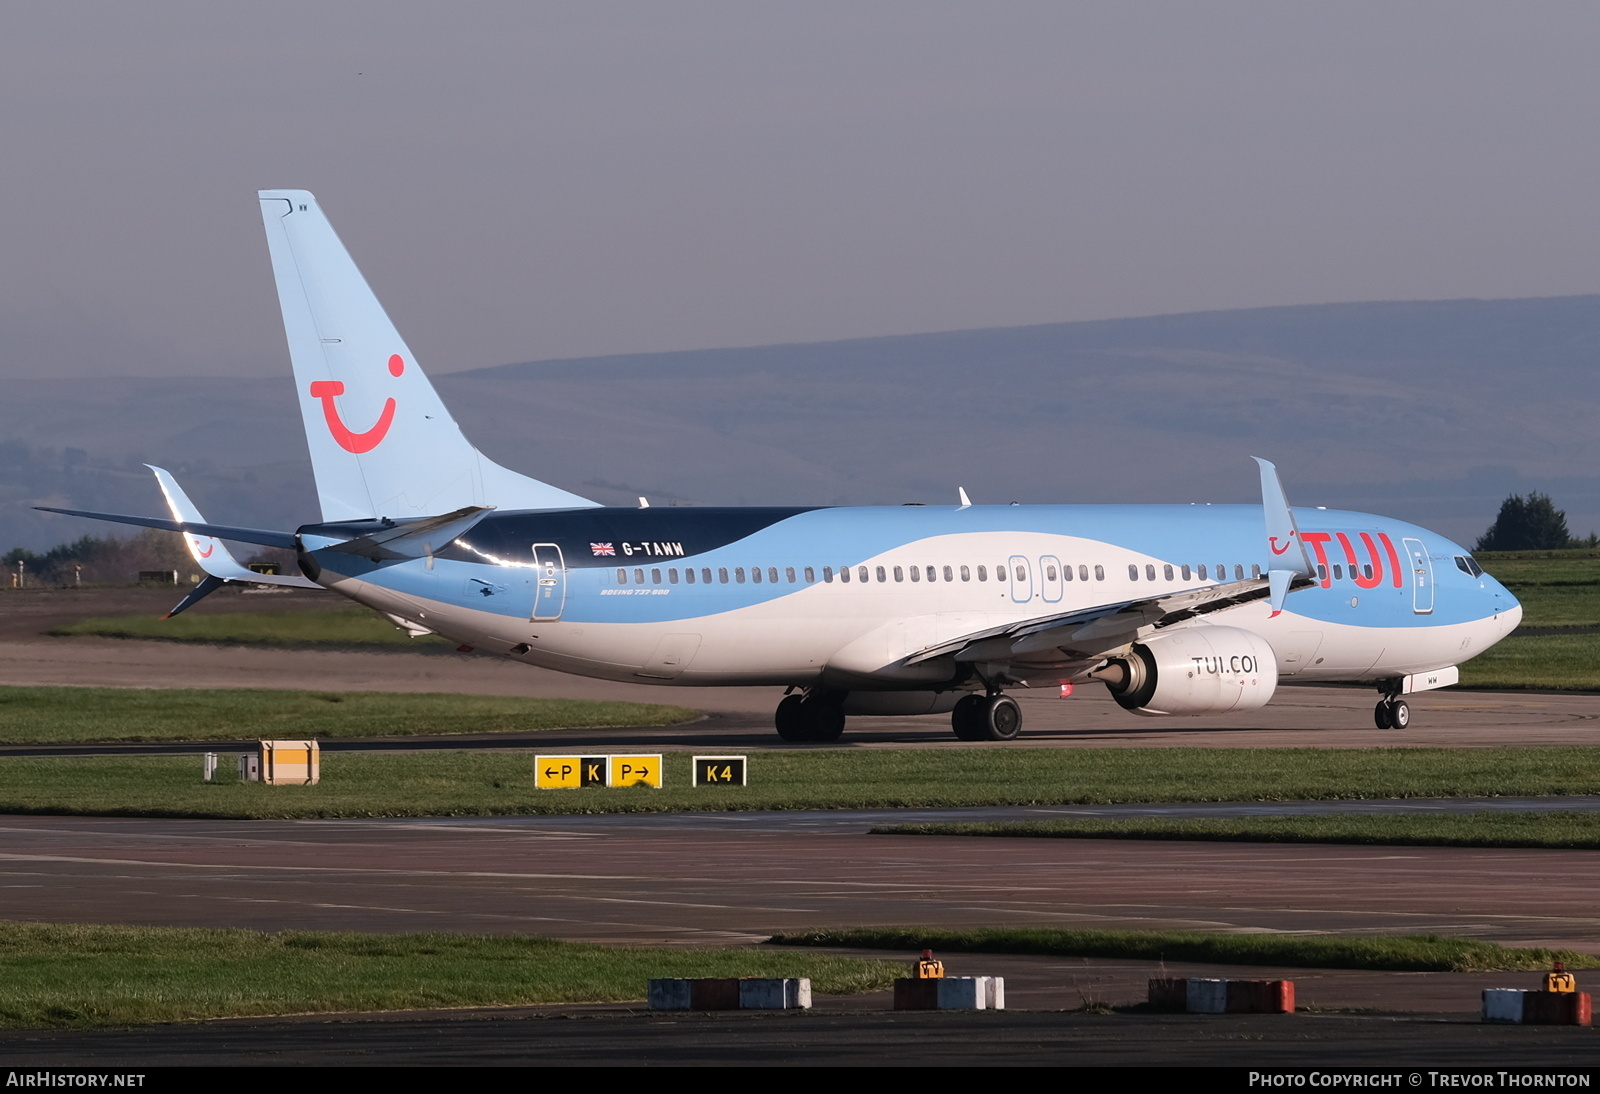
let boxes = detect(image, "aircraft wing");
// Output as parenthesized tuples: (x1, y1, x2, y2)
(903, 574, 1312, 670)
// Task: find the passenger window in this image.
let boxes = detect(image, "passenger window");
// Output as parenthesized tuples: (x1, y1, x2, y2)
(769, 567, 780, 584)
(1181, 564, 1191, 581)
(1145, 564, 1156, 581)
(1363, 564, 1373, 579)
(926, 566, 937, 582)
(735, 567, 746, 584)
(1333, 564, 1343, 580)
(685, 568, 695, 584)
(718, 567, 729, 583)
(634, 568, 645, 584)
(1251, 564, 1261, 579)
(1235, 565, 1244, 580)
(1046, 564, 1057, 581)
(877, 566, 888, 582)
(1080, 565, 1089, 582)
(617, 568, 627, 584)
(908, 566, 919, 582)
(1197, 564, 1207, 580)
(1094, 565, 1105, 581)
(668, 568, 678, 584)
(751, 566, 762, 584)
(702, 568, 713, 584)
(785, 567, 796, 583)
(1163, 564, 1173, 581)
(823, 566, 833, 582)
(960, 565, 970, 581)
(859, 566, 870, 583)
(1063, 564, 1073, 582)
(977, 565, 987, 581)
(803, 567, 813, 583)
(840, 566, 851, 583)
(1129, 564, 1139, 581)
(1316, 564, 1328, 581)
(651, 568, 661, 584)
(943, 565, 954, 582)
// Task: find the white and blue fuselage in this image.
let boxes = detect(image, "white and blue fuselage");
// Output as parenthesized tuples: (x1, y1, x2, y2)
(302, 501, 1519, 697)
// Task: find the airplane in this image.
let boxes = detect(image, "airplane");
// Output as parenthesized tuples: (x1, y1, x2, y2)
(41, 190, 1524, 742)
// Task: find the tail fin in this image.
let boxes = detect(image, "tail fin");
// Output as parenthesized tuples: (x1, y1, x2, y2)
(258, 190, 598, 522)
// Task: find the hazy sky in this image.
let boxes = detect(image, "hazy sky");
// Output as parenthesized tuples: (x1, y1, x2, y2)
(3, 2, 1599, 379)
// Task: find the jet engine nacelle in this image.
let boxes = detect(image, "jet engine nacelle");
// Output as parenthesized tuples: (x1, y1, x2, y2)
(1097, 626, 1278, 716)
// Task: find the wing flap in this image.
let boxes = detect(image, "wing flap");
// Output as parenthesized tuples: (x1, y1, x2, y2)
(905, 575, 1305, 669)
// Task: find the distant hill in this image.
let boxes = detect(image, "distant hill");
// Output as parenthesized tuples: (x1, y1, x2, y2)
(3, 296, 1597, 554)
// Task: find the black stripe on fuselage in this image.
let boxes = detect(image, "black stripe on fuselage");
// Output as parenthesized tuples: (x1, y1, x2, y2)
(433, 506, 825, 567)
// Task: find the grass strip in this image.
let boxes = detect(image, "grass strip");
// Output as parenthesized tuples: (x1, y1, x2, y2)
(4, 747, 1600, 819)
(0, 685, 696, 744)
(873, 811, 1600, 850)
(51, 606, 444, 647)
(769, 927, 1599, 974)
(1458, 632, 1600, 691)
(0, 922, 897, 1029)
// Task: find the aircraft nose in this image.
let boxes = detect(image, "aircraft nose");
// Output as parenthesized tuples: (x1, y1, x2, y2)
(1493, 587, 1522, 637)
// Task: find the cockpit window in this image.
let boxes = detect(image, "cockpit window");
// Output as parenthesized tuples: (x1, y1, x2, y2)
(1454, 555, 1484, 578)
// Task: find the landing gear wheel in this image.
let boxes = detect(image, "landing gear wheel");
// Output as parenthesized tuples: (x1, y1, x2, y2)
(981, 695, 1023, 741)
(803, 698, 846, 742)
(1373, 700, 1392, 730)
(775, 694, 846, 742)
(1387, 699, 1410, 729)
(775, 695, 808, 741)
(951, 694, 987, 741)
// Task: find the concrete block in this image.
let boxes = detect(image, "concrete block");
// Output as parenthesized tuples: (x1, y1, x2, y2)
(647, 979, 691, 1010)
(1226, 979, 1295, 1014)
(1522, 991, 1591, 1026)
(936, 977, 985, 1009)
(738, 978, 811, 1010)
(893, 978, 940, 1010)
(689, 978, 741, 1010)
(1147, 978, 1188, 1012)
(1186, 978, 1228, 1014)
(1483, 989, 1526, 1023)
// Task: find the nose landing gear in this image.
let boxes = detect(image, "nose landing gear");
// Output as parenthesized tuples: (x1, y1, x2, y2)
(1373, 696, 1410, 730)
(951, 692, 1023, 741)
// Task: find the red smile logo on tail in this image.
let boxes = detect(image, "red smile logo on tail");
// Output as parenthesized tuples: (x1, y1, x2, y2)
(1269, 533, 1294, 555)
(308, 355, 405, 454)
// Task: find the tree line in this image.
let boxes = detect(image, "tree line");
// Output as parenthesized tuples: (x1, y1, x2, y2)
(1475, 493, 1597, 552)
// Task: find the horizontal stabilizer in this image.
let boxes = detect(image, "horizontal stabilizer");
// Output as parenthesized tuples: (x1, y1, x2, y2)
(36, 507, 299, 550)
(321, 505, 494, 561)
(148, 466, 318, 588)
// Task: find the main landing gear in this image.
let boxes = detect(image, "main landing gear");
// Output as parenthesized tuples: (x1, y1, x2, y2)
(775, 691, 846, 742)
(951, 692, 1022, 742)
(1373, 695, 1410, 730)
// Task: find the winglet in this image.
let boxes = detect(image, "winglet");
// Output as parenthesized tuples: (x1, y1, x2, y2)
(146, 465, 320, 614)
(149, 466, 263, 584)
(957, 487, 972, 510)
(1253, 457, 1313, 617)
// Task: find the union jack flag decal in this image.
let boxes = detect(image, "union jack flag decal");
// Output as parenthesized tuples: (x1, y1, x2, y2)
(590, 542, 615, 556)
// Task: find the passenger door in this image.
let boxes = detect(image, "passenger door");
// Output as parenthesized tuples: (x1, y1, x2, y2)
(531, 543, 566, 621)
